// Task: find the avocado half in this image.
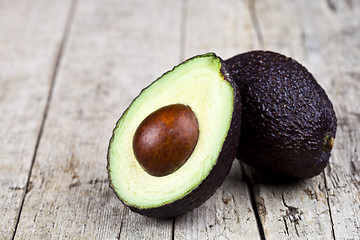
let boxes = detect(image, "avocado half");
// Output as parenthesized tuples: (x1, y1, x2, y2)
(225, 51, 337, 179)
(108, 53, 241, 218)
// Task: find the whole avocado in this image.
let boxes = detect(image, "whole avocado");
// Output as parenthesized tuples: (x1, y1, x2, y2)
(225, 51, 337, 179)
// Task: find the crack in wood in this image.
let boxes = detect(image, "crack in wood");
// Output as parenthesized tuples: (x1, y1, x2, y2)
(10, 0, 79, 239)
(281, 194, 303, 237)
(297, 6, 308, 61)
(248, 0, 264, 49)
(33, 212, 37, 223)
(117, 207, 128, 240)
(242, 165, 267, 240)
(323, 173, 337, 240)
(283, 215, 289, 235)
(171, 217, 176, 240)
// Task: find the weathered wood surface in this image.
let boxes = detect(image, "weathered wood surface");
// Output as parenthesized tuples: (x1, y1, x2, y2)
(308, 1, 360, 239)
(247, 1, 360, 239)
(174, 1, 261, 240)
(245, 1, 333, 239)
(14, 0, 179, 239)
(0, 0, 72, 239)
(0, 0, 359, 239)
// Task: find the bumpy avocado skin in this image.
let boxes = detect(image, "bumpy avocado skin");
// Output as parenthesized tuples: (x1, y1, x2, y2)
(225, 51, 337, 179)
(107, 54, 242, 218)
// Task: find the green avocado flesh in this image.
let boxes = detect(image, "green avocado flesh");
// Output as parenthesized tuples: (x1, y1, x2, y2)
(108, 54, 235, 211)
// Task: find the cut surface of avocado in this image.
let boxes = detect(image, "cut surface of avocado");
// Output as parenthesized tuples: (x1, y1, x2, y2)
(108, 53, 236, 211)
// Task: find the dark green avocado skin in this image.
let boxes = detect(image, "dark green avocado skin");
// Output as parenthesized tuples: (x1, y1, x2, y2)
(225, 51, 337, 179)
(108, 54, 242, 218)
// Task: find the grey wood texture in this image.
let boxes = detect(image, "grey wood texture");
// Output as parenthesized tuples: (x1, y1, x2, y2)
(0, 0, 359, 239)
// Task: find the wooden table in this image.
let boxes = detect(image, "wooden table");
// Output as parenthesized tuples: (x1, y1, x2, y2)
(1, 0, 359, 239)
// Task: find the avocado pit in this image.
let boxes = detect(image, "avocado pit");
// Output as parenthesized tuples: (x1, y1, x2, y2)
(133, 104, 199, 177)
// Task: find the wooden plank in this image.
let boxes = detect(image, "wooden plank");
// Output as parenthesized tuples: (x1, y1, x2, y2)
(175, 161, 262, 240)
(174, 1, 262, 239)
(298, 0, 360, 239)
(13, 0, 182, 239)
(245, 1, 336, 239)
(246, 167, 333, 239)
(4, 0, 358, 239)
(0, 0, 72, 238)
(249, 0, 307, 62)
(182, 0, 260, 60)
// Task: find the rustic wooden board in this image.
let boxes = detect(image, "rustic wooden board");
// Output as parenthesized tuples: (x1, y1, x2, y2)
(244, 0, 331, 239)
(2, 0, 359, 239)
(175, 161, 262, 240)
(174, 1, 261, 239)
(245, 0, 360, 239)
(181, 0, 259, 60)
(13, 0, 181, 239)
(298, 1, 360, 239)
(246, 1, 335, 238)
(0, 0, 72, 238)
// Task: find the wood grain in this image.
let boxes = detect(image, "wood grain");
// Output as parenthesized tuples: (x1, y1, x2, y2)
(244, 0, 336, 239)
(0, 0, 72, 238)
(298, 1, 360, 239)
(13, 0, 181, 239)
(182, 0, 259, 60)
(245, 0, 360, 239)
(175, 161, 261, 240)
(174, 1, 262, 239)
(1, 0, 359, 239)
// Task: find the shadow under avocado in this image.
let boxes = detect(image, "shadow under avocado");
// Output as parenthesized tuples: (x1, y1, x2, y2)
(240, 161, 305, 187)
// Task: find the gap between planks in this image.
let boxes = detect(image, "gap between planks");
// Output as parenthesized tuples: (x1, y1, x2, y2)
(170, 1, 187, 238)
(242, 165, 267, 240)
(296, 2, 335, 237)
(242, 1, 267, 238)
(248, 0, 264, 49)
(323, 172, 336, 239)
(11, 0, 79, 238)
(242, 0, 341, 239)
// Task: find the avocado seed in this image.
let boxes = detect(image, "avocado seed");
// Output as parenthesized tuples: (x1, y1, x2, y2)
(133, 104, 199, 177)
